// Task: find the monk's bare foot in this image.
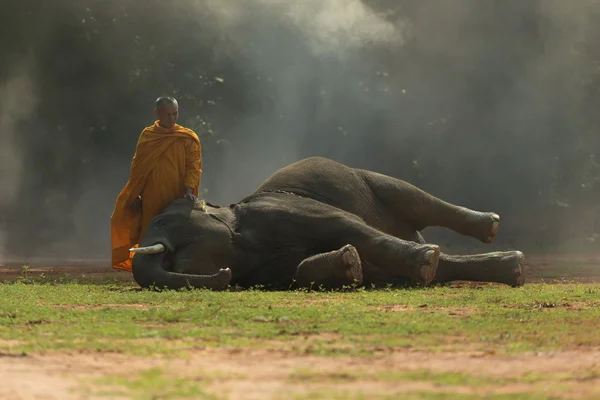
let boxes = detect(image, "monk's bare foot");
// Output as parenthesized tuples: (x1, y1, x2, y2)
(339, 244, 363, 285)
(415, 244, 440, 285)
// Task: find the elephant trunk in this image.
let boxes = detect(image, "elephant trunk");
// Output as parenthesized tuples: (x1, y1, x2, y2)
(132, 251, 232, 291)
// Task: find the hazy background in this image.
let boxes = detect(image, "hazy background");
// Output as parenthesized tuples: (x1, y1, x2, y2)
(1, 0, 600, 261)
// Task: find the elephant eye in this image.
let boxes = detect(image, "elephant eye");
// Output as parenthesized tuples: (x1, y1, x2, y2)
(155, 218, 168, 229)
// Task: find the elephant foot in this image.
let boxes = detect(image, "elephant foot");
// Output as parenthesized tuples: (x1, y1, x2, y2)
(486, 214, 501, 244)
(295, 245, 364, 289)
(414, 244, 440, 285)
(474, 250, 525, 287)
(215, 268, 234, 290)
(503, 251, 525, 287)
(461, 210, 500, 244)
(339, 244, 363, 286)
(435, 250, 526, 287)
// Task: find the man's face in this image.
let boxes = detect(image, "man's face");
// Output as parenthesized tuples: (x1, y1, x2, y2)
(154, 103, 179, 129)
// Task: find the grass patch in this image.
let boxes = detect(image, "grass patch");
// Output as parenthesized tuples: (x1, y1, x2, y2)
(2, 269, 598, 399)
(88, 368, 562, 400)
(0, 279, 599, 356)
(87, 367, 219, 399)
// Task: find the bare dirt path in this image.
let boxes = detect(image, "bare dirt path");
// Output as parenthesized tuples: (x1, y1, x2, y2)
(0, 260, 134, 283)
(1, 253, 599, 283)
(0, 348, 599, 399)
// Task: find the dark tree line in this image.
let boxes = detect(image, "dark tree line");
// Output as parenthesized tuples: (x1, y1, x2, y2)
(1, 0, 600, 257)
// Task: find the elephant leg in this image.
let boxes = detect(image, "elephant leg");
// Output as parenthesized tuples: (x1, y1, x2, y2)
(433, 251, 525, 287)
(306, 212, 441, 285)
(358, 169, 500, 244)
(295, 244, 363, 289)
(355, 235, 441, 285)
(271, 198, 441, 285)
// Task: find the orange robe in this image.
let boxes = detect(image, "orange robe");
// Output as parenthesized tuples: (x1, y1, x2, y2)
(111, 121, 202, 272)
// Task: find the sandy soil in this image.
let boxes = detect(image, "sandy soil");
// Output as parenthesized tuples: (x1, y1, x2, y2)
(0, 255, 598, 399)
(0, 348, 599, 399)
(0, 259, 134, 283)
(1, 253, 599, 283)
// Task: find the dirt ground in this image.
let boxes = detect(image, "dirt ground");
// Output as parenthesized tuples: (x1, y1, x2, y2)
(0, 347, 599, 399)
(0, 258, 134, 283)
(2, 253, 599, 283)
(0, 255, 599, 399)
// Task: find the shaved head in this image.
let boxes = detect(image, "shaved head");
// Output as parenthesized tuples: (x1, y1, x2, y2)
(154, 96, 179, 129)
(156, 96, 178, 109)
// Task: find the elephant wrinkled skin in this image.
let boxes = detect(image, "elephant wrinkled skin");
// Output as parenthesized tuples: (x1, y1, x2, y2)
(131, 157, 525, 290)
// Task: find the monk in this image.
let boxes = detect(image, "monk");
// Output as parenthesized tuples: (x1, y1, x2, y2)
(111, 96, 202, 272)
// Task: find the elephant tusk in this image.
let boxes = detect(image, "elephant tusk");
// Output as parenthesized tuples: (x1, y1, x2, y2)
(129, 244, 165, 254)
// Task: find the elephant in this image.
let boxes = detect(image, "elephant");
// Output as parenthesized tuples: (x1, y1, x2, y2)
(130, 157, 525, 291)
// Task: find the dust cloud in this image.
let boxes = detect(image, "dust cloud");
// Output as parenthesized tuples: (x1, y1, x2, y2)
(0, 58, 38, 261)
(202, 0, 410, 198)
(1, 0, 599, 262)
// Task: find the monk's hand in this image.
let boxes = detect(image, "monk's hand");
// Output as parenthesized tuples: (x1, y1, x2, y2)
(129, 196, 142, 211)
(184, 187, 197, 202)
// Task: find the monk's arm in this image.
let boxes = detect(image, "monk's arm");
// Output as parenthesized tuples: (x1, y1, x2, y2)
(184, 139, 202, 194)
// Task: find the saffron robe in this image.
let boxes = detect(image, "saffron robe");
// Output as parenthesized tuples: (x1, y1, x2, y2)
(110, 121, 202, 272)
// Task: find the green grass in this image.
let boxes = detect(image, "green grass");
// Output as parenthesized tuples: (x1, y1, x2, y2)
(87, 368, 219, 399)
(0, 277, 599, 356)
(1, 275, 599, 399)
(86, 367, 564, 400)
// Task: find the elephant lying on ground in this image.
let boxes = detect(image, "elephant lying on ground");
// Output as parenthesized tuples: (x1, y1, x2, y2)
(131, 157, 525, 290)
